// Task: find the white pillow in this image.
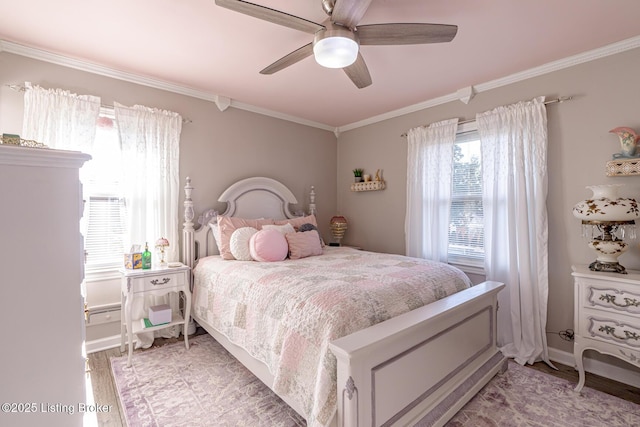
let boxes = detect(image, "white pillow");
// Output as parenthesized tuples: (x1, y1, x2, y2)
(230, 227, 258, 261)
(208, 222, 223, 253)
(262, 223, 295, 236)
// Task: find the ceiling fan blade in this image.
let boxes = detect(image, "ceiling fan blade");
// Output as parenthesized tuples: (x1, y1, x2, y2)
(260, 43, 314, 75)
(331, 0, 373, 29)
(343, 53, 372, 89)
(215, 0, 324, 34)
(358, 23, 458, 45)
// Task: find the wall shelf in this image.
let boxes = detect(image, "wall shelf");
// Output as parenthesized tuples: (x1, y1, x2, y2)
(351, 181, 385, 192)
(606, 158, 640, 176)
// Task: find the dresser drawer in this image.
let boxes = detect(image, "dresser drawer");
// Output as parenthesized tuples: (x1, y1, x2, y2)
(578, 277, 640, 316)
(128, 270, 186, 293)
(581, 308, 640, 350)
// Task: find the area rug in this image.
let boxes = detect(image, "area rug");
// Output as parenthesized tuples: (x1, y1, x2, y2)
(446, 361, 640, 427)
(111, 334, 640, 427)
(111, 334, 305, 426)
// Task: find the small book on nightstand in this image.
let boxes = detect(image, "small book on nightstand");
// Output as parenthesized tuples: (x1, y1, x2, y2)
(142, 318, 169, 328)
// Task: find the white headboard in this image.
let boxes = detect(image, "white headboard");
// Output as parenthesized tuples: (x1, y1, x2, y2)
(182, 176, 316, 269)
(218, 176, 298, 219)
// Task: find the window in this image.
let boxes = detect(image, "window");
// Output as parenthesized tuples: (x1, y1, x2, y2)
(82, 109, 127, 277)
(448, 127, 484, 269)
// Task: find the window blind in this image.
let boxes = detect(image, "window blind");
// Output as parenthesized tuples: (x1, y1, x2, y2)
(85, 196, 127, 273)
(448, 131, 484, 263)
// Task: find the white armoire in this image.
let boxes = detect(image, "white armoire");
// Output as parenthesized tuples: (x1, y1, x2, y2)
(0, 144, 90, 427)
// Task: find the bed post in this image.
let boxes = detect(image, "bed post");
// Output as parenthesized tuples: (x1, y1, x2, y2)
(309, 185, 316, 216)
(183, 177, 195, 270)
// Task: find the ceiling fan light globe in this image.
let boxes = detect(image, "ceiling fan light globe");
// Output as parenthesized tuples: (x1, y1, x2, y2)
(313, 36, 358, 68)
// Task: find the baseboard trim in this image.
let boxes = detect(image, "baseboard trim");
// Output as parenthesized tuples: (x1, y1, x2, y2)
(548, 346, 640, 388)
(85, 334, 132, 354)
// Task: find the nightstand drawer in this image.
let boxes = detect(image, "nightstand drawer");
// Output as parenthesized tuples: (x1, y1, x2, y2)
(130, 271, 186, 293)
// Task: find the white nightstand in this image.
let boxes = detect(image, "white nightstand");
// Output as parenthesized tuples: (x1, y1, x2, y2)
(572, 265, 640, 392)
(120, 264, 192, 366)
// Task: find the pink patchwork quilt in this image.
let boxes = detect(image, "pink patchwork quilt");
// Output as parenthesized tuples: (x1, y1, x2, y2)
(192, 247, 471, 427)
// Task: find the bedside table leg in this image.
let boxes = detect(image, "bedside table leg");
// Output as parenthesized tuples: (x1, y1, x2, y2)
(573, 343, 586, 393)
(183, 290, 191, 350)
(125, 292, 134, 367)
(120, 292, 126, 353)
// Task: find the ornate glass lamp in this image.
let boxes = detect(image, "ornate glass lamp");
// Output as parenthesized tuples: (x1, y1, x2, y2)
(329, 215, 348, 246)
(155, 237, 170, 266)
(573, 185, 638, 274)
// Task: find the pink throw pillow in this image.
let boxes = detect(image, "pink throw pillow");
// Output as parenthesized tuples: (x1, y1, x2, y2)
(286, 230, 323, 260)
(249, 229, 289, 262)
(217, 216, 275, 260)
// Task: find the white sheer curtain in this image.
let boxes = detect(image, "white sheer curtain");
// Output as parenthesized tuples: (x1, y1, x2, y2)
(405, 118, 459, 261)
(115, 102, 182, 348)
(477, 96, 550, 366)
(114, 102, 182, 262)
(22, 82, 100, 152)
(21, 82, 101, 247)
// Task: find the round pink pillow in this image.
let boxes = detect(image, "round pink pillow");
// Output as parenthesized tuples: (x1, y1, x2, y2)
(249, 229, 288, 262)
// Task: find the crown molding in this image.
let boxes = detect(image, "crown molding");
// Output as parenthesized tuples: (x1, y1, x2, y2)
(0, 40, 334, 133)
(336, 35, 640, 134)
(3, 36, 639, 137)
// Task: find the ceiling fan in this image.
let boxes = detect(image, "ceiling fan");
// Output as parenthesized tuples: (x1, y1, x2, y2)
(215, 0, 458, 88)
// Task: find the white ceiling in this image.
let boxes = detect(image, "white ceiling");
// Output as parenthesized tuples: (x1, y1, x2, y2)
(1, 0, 640, 130)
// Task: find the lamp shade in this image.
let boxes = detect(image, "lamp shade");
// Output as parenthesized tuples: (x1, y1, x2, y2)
(573, 185, 639, 222)
(155, 237, 170, 248)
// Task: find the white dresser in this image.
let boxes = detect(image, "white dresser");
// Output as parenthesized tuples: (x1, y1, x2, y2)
(0, 145, 90, 427)
(572, 265, 640, 392)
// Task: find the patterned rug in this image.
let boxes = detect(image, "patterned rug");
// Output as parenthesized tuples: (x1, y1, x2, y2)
(111, 334, 305, 426)
(447, 361, 640, 427)
(111, 334, 640, 427)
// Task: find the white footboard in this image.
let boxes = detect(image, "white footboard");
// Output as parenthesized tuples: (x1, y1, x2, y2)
(329, 281, 506, 427)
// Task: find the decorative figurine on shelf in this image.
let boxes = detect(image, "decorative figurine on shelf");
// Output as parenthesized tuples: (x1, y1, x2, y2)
(610, 127, 640, 159)
(155, 237, 170, 266)
(375, 169, 382, 182)
(142, 242, 152, 270)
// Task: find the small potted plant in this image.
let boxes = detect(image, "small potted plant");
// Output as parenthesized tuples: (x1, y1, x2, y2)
(353, 168, 364, 182)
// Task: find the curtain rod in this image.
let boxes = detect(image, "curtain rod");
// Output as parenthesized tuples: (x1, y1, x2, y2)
(5, 83, 192, 124)
(400, 96, 573, 137)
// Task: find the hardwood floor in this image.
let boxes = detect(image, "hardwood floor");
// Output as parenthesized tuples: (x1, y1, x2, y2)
(86, 330, 640, 426)
(87, 347, 126, 427)
(528, 360, 640, 404)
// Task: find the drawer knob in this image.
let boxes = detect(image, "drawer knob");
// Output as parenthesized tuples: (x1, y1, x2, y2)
(151, 277, 171, 285)
(599, 294, 640, 308)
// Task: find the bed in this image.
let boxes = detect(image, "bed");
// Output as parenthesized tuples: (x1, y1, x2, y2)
(182, 176, 506, 427)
